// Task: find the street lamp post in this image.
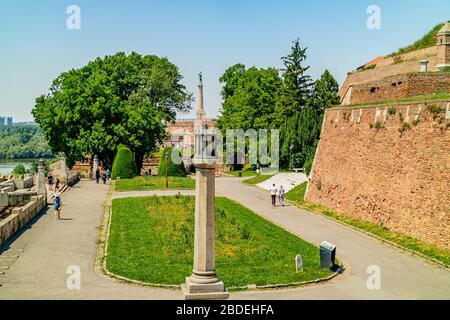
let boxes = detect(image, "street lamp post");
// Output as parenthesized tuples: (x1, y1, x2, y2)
(181, 127, 229, 300)
(165, 152, 169, 190)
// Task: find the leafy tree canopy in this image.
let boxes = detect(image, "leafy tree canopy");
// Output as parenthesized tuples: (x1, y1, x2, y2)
(217, 65, 282, 131)
(32, 52, 193, 171)
(217, 39, 339, 173)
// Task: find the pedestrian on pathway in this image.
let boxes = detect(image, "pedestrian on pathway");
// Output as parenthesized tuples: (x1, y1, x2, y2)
(47, 172, 54, 191)
(54, 192, 62, 221)
(106, 168, 111, 182)
(101, 172, 107, 184)
(279, 185, 285, 207)
(270, 184, 278, 207)
(95, 168, 100, 184)
(55, 178, 60, 192)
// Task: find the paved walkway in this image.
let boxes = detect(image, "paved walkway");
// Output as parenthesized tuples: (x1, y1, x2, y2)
(0, 181, 182, 299)
(216, 177, 450, 300)
(1, 178, 449, 299)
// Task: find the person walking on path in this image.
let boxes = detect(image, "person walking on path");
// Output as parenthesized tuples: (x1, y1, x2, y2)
(270, 184, 278, 207)
(101, 172, 107, 184)
(47, 172, 54, 191)
(106, 168, 111, 182)
(95, 168, 100, 184)
(278, 185, 285, 207)
(55, 178, 60, 192)
(54, 192, 62, 221)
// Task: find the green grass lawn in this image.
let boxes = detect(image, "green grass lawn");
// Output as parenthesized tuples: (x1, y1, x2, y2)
(286, 183, 450, 267)
(242, 174, 275, 186)
(114, 176, 195, 191)
(107, 196, 334, 289)
(227, 170, 258, 177)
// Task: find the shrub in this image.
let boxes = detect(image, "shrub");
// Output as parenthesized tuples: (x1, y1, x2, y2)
(428, 105, 445, 120)
(111, 144, 138, 180)
(12, 164, 27, 175)
(374, 121, 383, 131)
(303, 157, 314, 176)
(157, 147, 187, 177)
(388, 107, 397, 115)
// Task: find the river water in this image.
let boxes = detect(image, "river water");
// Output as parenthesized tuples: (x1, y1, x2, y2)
(0, 159, 34, 175)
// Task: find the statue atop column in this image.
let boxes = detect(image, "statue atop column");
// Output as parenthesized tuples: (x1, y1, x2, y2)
(196, 72, 206, 125)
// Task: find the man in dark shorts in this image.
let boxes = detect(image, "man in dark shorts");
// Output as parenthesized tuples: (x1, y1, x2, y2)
(48, 172, 54, 191)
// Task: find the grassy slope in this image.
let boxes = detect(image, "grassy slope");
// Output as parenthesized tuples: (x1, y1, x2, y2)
(332, 91, 450, 109)
(286, 183, 450, 267)
(107, 196, 333, 288)
(114, 176, 195, 191)
(388, 23, 444, 57)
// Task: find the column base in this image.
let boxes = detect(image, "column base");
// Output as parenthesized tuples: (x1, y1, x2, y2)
(181, 277, 229, 300)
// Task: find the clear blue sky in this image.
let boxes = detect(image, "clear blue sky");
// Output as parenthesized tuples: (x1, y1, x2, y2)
(0, 0, 449, 122)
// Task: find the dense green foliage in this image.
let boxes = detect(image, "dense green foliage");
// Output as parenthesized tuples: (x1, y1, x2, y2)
(12, 164, 27, 175)
(217, 64, 282, 130)
(12, 159, 52, 176)
(111, 145, 138, 180)
(217, 39, 339, 173)
(388, 23, 444, 57)
(157, 147, 187, 177)
(114, 176, 195, 191)
(33, 52, 192, 171)
(0, 124, 52, 159)
(107, 196, 333, 287)
(275, 39, 313, 122)
(286, 183, 450, 267)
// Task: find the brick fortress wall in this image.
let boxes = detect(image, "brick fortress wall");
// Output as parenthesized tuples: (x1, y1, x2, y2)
(350, 73, 450, 104)
(305, 100, 450, 249)
(339, 47, 439, 102)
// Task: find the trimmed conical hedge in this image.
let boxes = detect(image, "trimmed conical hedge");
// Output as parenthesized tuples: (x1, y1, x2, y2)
(111, 144, 138, 180)
(157, 147, 187, 177)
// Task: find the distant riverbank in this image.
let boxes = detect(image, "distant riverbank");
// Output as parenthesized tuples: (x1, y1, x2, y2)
(0, 159, 34, 175)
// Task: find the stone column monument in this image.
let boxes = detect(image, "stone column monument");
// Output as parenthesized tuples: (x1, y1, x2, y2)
(60, 152, 69, 185)
(37, 159, 47, 198)
(181, 127, 229, 300)
(93, 155, 99, 180)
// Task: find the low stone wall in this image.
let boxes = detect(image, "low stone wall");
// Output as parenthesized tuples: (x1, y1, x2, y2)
(0, 194, 46, 245)
(67, 172, 80, 186)
(306, 100, 450, 249)
(13, 175, 34, 190)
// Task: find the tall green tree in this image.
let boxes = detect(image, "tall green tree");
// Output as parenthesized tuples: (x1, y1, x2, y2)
(275, 38, 313, 124)
(279, 70, 339, 171)
(32, 52, 193, 172)
(311, 69, 340, 112)
(217, 64, 282, 131)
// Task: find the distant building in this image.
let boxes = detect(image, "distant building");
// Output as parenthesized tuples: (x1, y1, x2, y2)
(0, 117, 13, 126)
